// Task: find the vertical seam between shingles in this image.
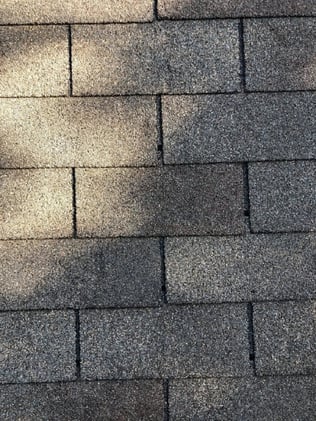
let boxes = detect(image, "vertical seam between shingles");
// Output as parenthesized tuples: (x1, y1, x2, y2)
(163, 378, 170, 421)
(160, 237, 167, 304)
(238, 18, 246, 93)
(156, 94, 164, 165)
(75, 309, 81, 380)
(153, 0, 159, 21)
(72, 168, 77, 238)
(68, 24, 73, 96)
(247, 303, 257, 375)
(243, 162, 252, 232)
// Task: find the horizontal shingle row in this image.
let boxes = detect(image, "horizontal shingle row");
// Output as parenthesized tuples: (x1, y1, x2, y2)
(80, 305, 251, 379)
(1, 0, 315, 24)
(2, 377, 315, 420)
(1, 19, 315, 96)
(71, 21, 240, 95)
(0, 301, 314, 383)
(166, 234, 316, 303)
(0, 97, 158, 168)
(169, 376, 316, 420)
(1, 234, 315, 310)
(1, 92, 315, 168)
(0, 1, 154, 24)
(0, 239, 161, 310)
(1, 162, 315, 239)
(159, 1, 316, 19)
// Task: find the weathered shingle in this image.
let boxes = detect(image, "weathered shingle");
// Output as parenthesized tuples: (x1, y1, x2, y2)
(81, 305, 250, 379)
(254, 301, 316, 375)
(249, 161, 316, 233)
(72, 21, 240, 95)
(0, 97, 158, 168)
(169, 376, 316, 420)
(0, 380, 163, 420)
(0, 26, 69, 97)
(0, 238, 161, 310)
(159, 0, 316, 18)
(0, 311, 75, 383)
(0, 169, 72, 239)
(0, 0, 153, 24)
(163, 93, 316, 164)
(245, 18, 316, 91)
(165, 234, 316, 303)
(76, 165, 244, 237)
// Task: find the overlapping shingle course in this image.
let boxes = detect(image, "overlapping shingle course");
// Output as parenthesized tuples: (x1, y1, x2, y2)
(0, 1, 315, 419)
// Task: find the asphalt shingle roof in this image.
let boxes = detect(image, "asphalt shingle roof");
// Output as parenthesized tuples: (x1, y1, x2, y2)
(0, 1, 315, 419)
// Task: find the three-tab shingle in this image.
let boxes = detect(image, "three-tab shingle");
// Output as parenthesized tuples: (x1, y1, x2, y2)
(244, 18, 316, 91)
(169, 377, 316, 420)
(76, 165, 244, 237)
(81, 305, 250, 379)
(163, 93, 316, 164)
(81, 308, 161, 379)
(165, 234, 316, 303)
(0, 238, 161, 310)
(0, 311, 75, 383)
(0, 169, 72, 239)
(249, 161, 316, 232)
(159, 0, 316, 18)
(254, 301, 316, 375)
(0, 381, 164, 420)
(72, 21, 240, 95)
(0, 97, 158, 168)
(0, 1, 153, 24)
(0, 26, 69, 97)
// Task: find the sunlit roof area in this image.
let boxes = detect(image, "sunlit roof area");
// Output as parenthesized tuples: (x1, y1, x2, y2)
(0, 1, 315, 419)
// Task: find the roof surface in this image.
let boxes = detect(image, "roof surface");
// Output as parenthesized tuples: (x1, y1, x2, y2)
(0, 1, 315, 419)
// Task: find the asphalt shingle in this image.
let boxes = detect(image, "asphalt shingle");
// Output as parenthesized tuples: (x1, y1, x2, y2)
(72, 21, 240, 95)
(0, 238, 161, 310)
(245, 18, 316, 91)
(0, 380, 163, 420)
(0, 97, 158, 168)
(76, 165, 244, 237)
(81, 304, 250, 379)
(0, 1, 153, 24)
(0, 169, 72, 239)
(0, 26, 69, 97)
(163, 93, 316, 164)
(254, 301, 316, 375)
(159, 0, 316, 18)
(165, 234, 316, 303)
(0, 311, 75, 383)
(249, 161, 316, 232)
(169, 376, 316, 420)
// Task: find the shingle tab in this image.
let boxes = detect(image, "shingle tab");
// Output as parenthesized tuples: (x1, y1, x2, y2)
(81, 308, 161, 379)
(0, 238, 161, 310)
(163, 93, 316, 164)
(0, 1, 153, 24)
(0, 26, 69, 97)
(254, 301, 316, 375)
(249, 161, 316, 233)
(0, 311, 75, 383)
(0, 381, 163, 420)
(81, 305, 250, 379)
(76, 165, 244, 237)
(0, 169, 72, 239)
(72, 21, 240, 95)
(159, 0, 316, 18)
(245, 18, 316, 91)
(0, 97, 158, 168)
(165, 234, 316, 303)
(169, 377, 316, 420)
